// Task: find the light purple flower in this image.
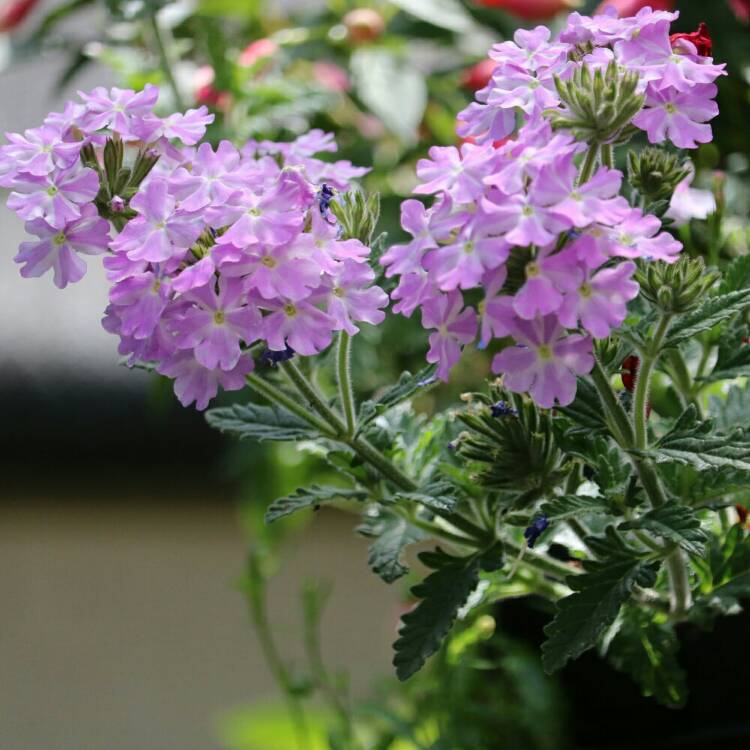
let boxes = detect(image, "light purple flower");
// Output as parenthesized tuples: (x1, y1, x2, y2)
(478, 267, 511, 347)
(173, 277, 262, 370)
(666, 169, 716, 226)
(109, 270, 173, 340)
(557, 261, 639, 338)
(7, 166, 99, 228)
(481, 191, 570, 248)
(421, 291, 478, 381)
(13, 204, 110, 288)
(513, 246, 582, 320)
(391, 270, 435, 318)
(0, 124, 81, 177)
(135, 107, 214, 146)
(324, 260, 388, 335)
(157, 351, 254, 410)
(492, 315, 594, 408)
(110, 179, 202, 263)
(260, 298, 335, 356)
(632, 84, 719, 149)
(608, 209, 682, 263)
(78, 84, 160, 137)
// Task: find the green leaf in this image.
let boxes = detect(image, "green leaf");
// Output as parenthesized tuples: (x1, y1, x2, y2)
(698, 326, 750, 382)
(351, 48, 428, 143)
(396, 480, 457, 512)
(644, 405, 750, 472)
(719, 253, 750, 294)
(206, 403, 317, 442)
(660, 462, 750, 507)
(359, 511, 426, 584)
(664, 288, 750, 347)
(540, 494, 612, 522)
(606, 607, 687, 708)
(389, 0, 476, 32)
(709, 384, 750, 431)
(557, 378, 608, 434)
(619, 501, 708, 555)
(358, 364, 438, 427)
(542, 527, 659, 673)
(393, 547, 501, 680)
(265, 485, 369, 523)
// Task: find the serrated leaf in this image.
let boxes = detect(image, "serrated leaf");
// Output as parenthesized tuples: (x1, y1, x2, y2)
(396, 480, 458, 512)
(541, 494, 612, 521)
(606, 607, 687, 708)
(709, 384, 750, 431)
(351, 48, 427, 143)
(699, 326, 750, 382)
(393, 548, 488, 680)
(557, 378, 608, 433)
(542, 527, 659, 673)
(644, 405, 750, 472)
(619, 501, 708, 556)
(206, 402, 318, 441)
(660, 462, 750, 506)
(358, 364, 438, 427)
(719, 254, 750, 294)
(359, 511, 426, 584)
(265, 485, 369, 523)
(664, 288, 750, 348)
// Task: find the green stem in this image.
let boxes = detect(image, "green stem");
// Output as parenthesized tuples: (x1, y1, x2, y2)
(280, 360, 348, 434)
(336, 332, 356, 437)
(589, 358, 634, 447)
(348, 434, 417, 492)
(503, 538, 578, 581)
(665, 549, 692, 616)
(633, 314, 672, 450)
(246, 557, 310, 750)
(665, 349, 703, 417)
(147, 13, 186, 111)
(246, 373, 336, 438)
(600, 142, 614, 169)
(578, 143, 600, 185)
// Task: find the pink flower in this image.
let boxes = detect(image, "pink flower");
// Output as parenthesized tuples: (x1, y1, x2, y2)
(421, 291, 478, 381)
(260, 298, 335, 356)
(513, 246, 582, 319)
(324, 260, 388, 335)
(173, 277, 262, 370)
(492, 315, 594, 407)
(14, 204, 110, 288)
(78, 84, 160, 137)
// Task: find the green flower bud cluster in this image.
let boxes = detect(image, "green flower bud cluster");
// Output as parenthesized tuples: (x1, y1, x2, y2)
(548, 61, 644, 145)
(636, 256, 719, 314)
(81, 135, 159, 229)
(454, 384, 567, 508)
(628, 147, 690, 217)
(329, 189, 381, 244)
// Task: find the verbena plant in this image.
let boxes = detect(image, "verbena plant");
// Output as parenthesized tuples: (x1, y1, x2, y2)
(3, 5, 749, 715)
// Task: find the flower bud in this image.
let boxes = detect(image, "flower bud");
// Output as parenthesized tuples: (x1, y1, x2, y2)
(328, 190, 380, 244)
(343, 8, 385, 44)
(0, 0, 38, 32)
(472, 0, 574, 20)
(636, 256, 719, 314)
(628, 147, 690, 206)
(548, 61, 644, 146)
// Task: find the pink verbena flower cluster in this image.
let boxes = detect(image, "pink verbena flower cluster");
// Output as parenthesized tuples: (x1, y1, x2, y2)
(381, 7, 723, 408)
(2, 87, 385, 410)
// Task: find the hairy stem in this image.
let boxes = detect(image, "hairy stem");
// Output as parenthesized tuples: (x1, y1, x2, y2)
(280, 360, 348, 434)
(336, 332, 357, 437)
(600, 142, 614, 169)
(147, 13, 185, 111)
(665, 548, 693, 616)
(589, 358, 634, 447)
(578, 143, 600, 185)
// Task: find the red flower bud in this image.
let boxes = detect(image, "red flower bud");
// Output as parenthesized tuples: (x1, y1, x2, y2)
(472, 0, 573, 20)
(621, 355, 640, 392)
(343, 8, 385, 44)
(670, 22, 712, 57)
(462, 59, 496, 92)
(735, 504, 749, 526)
(238, 38, 278, 68)
(0, 0, 38, 32)
(729, 0, 750, 23)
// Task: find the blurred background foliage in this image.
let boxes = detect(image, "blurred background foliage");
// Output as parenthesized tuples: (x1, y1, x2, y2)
(2, 0, 750, 748)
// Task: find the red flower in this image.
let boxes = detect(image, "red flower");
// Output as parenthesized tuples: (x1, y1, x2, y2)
(621, 355, 640, 392)
(735, 504, 749, 527)
(238, 38, 278, 68)
(594, 0, 675, 16)
(0, 0, 38, 32)
(729, 0, 750, 23)
(670, 22, 713, 57)
(472, 0, 573, 20)
(461, 59, 496, 92)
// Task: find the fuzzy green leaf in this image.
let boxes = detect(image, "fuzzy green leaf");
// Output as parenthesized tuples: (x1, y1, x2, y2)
(541, 494, 612, 522)
(359, 512, 427, 584)
(644, 405, 750, 472)
(606, 607, 687, 708)
(542, 527, 659, 673)
(265, 485, 369, 523)
(699, 327, 750, 382)
(719, 254, 750, 294)
(709, 384, 750, 431)
(393, 546, 501, 680)
(358, 364, 438, 427)
(396, 480, 457, 512)
(557, 378, 608, 433)
(619, 502, 708, 555)
(206, 403, 318, 442)
(664, 288, 750, 348)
